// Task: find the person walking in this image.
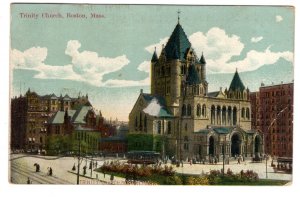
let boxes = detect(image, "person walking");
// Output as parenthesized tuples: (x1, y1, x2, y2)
(48, 167, 53, 176)
(27, 177, 31, 184)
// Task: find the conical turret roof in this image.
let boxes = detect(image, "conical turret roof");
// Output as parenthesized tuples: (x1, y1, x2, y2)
(229, 70, 245, 91)
(200, 53, 206, 64)
(151, 50, 158, 62)
(164, 23, 191, 60)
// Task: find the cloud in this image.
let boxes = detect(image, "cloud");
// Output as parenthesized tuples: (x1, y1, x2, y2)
(276, 15, 283, 22)
(103, 77, 150, 87)
(145, 37, 169, 55)
(11, 40, 149, 87)
(145, 27, 293, 74)
(226, 46, 293, 73)
(137, 61, 151, 73)
(251, 36, 263, 43)
(189, 27, 244, 71)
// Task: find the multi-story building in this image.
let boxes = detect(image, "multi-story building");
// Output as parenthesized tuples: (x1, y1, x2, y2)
(250, 92, 260, 130)
(128, 17, 263, 161)
(250, 82, 293, 157)
(10, 88, 91, 152)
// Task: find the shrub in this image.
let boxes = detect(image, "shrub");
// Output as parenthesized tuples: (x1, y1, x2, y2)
(164, 175, 183, 185)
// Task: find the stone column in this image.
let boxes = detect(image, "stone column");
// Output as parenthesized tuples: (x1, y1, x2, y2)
(214, 110, 217, 125)
(220, 109, 223, 125)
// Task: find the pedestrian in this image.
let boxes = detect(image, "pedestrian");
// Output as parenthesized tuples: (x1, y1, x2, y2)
(89, 161, 92, 169)
(110, 174, 114, 184)
(96, 161, 98, 168)
(48, 167, 53, 176)
(83, 165, 87, 176)
(103, 172, 106, 178)
(181, 160, 183, 167)
(72, 163, 76, 171)
(27, 177, 31, 184)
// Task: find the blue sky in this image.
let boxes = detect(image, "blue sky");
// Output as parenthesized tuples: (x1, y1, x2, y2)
(10, 4, 294, 121)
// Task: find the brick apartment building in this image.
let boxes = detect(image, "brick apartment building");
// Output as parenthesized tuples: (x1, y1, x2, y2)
(10, 88, 91, 151)
(250, 82, 293, 157)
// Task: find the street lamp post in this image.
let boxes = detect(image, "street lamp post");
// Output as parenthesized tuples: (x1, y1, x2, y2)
(265, 154, 268, 179)
(77, 130, 81, 185)
(222, 135, 226, 175)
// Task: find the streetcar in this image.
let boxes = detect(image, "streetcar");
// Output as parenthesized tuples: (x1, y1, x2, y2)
(272, 157, 292, 174)
(127, 151, 160, 165)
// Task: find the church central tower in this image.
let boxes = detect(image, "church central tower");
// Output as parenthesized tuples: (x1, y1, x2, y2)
(150, 19, 208, 116)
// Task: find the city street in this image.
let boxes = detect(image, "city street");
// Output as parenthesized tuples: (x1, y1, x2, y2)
(10, 154, 292, 185)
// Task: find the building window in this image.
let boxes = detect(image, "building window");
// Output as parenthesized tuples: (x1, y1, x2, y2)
(166, 86, 170, 95)
(139, 112, 142, 128)
(187, 104, 192, 116)
(246, 108, 250, 119)
(157, 121, 161, 134)
(55, 125, 60, 134)
(197, 104, 201, 117)
(144, 115, 147, 132)
(181, 65, 184, 75)
(211, 105, 215, 124)
(167, 121, 171, 134)
(241, 108, 245, 118)
(135, 116, 138, 129)
(182, 104, 186, 116)
(166, 66, 171, 76)
(202, 104, 206, 117)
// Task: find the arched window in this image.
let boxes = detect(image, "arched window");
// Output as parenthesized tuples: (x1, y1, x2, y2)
(222, 106, 226, 125)
(202, 104, 206, 117)
(167, 121, 171, 134)
(228, 106, 232, 125)
(246, 108, 250, 119)
(211, 105, 215, 124)
(187, 104, 192, 116)
(217, 106, 221, 125)
(139, 112, 142, 128)
(197, 104, 201, 117)
(180, 65, 184, 74)
(135, 116, 138, 129)
(233, 107, 237, 125)
(241, 108, 245, 118)
(144, 115, 147, 132)
(182, 104, 186, 116)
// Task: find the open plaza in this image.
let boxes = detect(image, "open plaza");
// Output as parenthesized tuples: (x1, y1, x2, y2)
(10, 153, 292, 185)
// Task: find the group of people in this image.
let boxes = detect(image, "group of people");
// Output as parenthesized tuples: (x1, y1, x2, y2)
(27, 163, 53, 184)
(235, 154, 244, 164)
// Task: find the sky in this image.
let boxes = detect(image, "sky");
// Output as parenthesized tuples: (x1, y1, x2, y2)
(10, 4, 294, 121)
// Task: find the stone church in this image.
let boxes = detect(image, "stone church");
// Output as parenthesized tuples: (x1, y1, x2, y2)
(128, 17, 263, 161)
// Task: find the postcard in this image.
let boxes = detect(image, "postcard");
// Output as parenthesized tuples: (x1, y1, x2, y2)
(9, 4, 294, 185)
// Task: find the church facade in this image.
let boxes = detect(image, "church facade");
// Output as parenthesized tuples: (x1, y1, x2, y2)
(128, 18, 263, 161)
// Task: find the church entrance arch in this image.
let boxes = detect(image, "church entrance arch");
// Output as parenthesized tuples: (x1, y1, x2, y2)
(254, 135, 262, 154)
(209, 136, 215, 156)
(231, 133, 241, 156)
